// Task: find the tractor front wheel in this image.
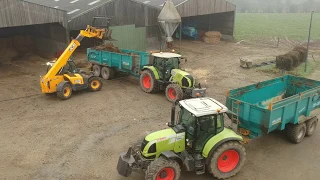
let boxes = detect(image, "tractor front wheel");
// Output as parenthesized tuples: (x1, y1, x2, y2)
(165, 84, 183, 103)
(88, 77, 103, 92)
(140, 70, 158, 93)
(145, 156, 181, 180)
(207, 141, 246, 179)
(57, 82, 73, 100)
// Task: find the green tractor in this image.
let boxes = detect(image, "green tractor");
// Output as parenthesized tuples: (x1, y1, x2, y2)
(117, 97, 246, 180)
(140, 52, 206, 102)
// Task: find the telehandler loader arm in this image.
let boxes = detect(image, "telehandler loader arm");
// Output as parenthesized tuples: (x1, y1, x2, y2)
(42, 25, 107, 80)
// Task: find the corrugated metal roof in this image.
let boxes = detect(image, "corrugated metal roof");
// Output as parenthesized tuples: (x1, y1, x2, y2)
(23, 0, 111, 20)
(0, 0, 67, 28)
(133, 0, 188, 8)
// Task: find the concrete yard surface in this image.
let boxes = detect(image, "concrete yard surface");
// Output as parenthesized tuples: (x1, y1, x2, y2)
(0, 40, 319, 180)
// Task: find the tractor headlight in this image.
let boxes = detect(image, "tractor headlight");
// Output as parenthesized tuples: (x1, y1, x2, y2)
(171, 69, 177, 76)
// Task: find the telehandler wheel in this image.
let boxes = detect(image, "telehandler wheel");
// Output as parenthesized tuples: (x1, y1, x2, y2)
(286, 123, 307, 144)
(165, 84, 183, 103)
(92, 65, 101, 77)
(207, 141, 246, 179)
(140, 70, 158, 93)
(101, 67, 114, 80)
(306, 117, 318, 137)
(88, 77, 103, 92)
(145, 156, 181, 180)
(57, 82, 73, 100)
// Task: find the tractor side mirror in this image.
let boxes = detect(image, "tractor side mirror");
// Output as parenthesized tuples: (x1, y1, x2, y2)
(180, 57, 187, 63)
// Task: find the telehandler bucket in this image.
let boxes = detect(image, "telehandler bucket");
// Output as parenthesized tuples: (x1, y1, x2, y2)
(92, 16, 116, 41)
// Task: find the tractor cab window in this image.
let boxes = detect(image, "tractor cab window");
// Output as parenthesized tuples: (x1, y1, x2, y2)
(195, 114, 224, 152)
(166, 57, 180, 69)
(153, 57, 176, 81)
(179, 107, 196, 139)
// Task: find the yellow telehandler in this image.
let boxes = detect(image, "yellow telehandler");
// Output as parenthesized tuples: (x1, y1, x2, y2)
(40, 19, 112, 100)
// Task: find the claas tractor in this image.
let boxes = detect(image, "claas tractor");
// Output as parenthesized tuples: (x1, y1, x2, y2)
(117, 97, 246, 179)
(140, 52, 206, 102)
(40, 17, 112, 100)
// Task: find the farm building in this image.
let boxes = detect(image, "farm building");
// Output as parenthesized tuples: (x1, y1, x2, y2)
(66, 0, 236, 51)
(0, 0, 68, 60)
(0, 0, 236, 55)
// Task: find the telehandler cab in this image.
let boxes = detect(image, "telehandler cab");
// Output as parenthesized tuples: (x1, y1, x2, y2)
(40, 20, 112, 100)
(117, 97, 246, 180)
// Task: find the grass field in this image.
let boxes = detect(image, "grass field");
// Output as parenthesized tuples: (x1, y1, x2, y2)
(235, 13, 320, 41)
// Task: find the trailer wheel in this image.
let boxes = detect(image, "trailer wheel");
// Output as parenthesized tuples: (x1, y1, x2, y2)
(57, 82, 72, 100)
(286, 123, 307, 144)
(92, 65, 101, 77)
(88, 77, 103, 92)
(165, 84, 183, 103)
(207, 141, 246, 179)
(101, 67, 114, 80)
(145, 156, 181, 180)
(140, 70, 158, 93)
(306, 117, 318, 137)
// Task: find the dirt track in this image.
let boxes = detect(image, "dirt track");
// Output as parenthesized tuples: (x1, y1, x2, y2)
(1, 40, 319, 180)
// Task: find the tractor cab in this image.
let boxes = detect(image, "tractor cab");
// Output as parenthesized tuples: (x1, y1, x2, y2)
(140, 52, 204, 102)
(117, 97, 245, 179)
(151, 52, 182, 81)
(176, 97, 227, 152)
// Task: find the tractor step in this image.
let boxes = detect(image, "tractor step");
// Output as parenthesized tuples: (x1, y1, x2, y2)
(195, 168, 205, 175)
(194, 154, 205, 175)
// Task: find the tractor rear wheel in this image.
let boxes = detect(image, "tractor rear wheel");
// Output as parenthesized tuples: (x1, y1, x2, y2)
(88, 77, 103, 92)
(57, 82, 72, 100)
(286, 123, 307, 144)
(140, 70, 158, 93)
(207, 141, 246, 179)
(92, 64, 101, 77)
(306, 117, 318, 137)
(165, 84, 183, 103)
(145, 156, 180, 180)
(101, 66, 114, 80)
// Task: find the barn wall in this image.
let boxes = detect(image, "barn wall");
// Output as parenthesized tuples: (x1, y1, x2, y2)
(111, 25, 146, 51)
(0, 23, 67, 59)
(0, 0, 67, 28)
(68, 0, 160, 30)
(146, 25, 161, 50)
(33, 23, 68, 55)
(70, 25, 147, 51)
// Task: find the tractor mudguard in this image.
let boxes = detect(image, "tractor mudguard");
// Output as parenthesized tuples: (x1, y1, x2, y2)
(142, 66, 160, 80)
(161, 151, 182, 164)
(202, 128, 243, 158)
(56, 81, 69, 92)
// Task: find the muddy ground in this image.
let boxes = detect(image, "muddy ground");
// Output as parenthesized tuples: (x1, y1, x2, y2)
(0, 40, 319, 180)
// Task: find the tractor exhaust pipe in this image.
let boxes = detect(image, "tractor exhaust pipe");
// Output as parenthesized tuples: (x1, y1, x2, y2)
(169, 102, 176, 127)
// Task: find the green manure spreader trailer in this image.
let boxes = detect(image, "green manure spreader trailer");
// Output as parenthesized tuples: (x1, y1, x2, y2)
(117, 75, 320, 180)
